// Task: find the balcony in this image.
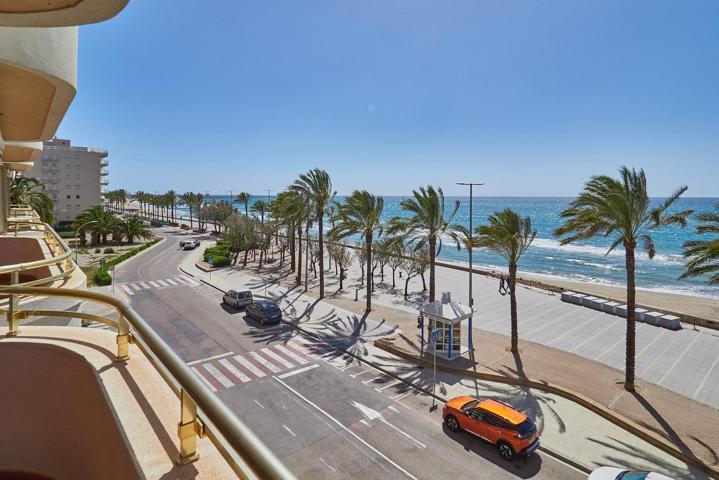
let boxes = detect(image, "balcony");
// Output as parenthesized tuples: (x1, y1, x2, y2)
(101, 168, 109, 176)
(101, 180, 109, 186)
(100, 158, 109, 166)
(0, 207, 293, 479)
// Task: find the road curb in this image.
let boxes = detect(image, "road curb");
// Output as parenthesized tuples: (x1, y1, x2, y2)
(376, 339, 719, 479)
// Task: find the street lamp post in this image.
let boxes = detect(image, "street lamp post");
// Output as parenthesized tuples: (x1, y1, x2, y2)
(74, 220, 97, 263)
(457, 181, 483, 354)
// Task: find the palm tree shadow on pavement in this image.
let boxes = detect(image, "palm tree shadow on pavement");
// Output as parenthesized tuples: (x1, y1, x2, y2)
(586, 436, 710, 479)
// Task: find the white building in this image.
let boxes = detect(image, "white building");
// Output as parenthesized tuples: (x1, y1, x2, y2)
(25, 138, 109, 223)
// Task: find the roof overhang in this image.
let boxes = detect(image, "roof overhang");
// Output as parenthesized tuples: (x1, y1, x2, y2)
(2, 141, 43, 163)
(0, 0, 129, 27)
(0, 27, 77, 142)
(3, 161, 35, 172)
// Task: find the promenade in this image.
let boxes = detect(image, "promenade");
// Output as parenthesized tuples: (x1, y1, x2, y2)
(177, 232, 716, 478)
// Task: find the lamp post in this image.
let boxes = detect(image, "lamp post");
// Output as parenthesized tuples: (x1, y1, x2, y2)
(456, 182, 483, 354)
(74, 220, 97, 263)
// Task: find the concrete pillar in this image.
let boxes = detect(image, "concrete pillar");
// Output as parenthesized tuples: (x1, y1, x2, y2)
(0, 161, 7, 234)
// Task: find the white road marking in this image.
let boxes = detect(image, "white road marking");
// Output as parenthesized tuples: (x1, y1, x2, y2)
(636, 329, 667, 359)
(351, 400, 427, 449)
(277, 363, 319, 379)
(233, 354, 266, 378)
(376, 379, 403, 392)
(594, 334, 626, 361)
(121, 284, 134, 296)
(157, 280, 169, 287)
(282, 424, 297, 437)
(203, 363, 234, 389)
(362, 375, 386, 385)
(187, 351, 234, 366)
(275, 344, 309, 365)
(137, 282, 149, 289)
(261, 347, 295, 369)
(191, 366, 217, 392)
(165, 278, 179, 285)
(274, 377, 418, 480)
(254, 400, 265, 409)
(319, 457, 336, 473)
(658, 334, 702, 386)
(249, 351, 282, 373)
(351, 368, 374, 378)
(181, 274, 198, 285)
(148, 281, 160, 288)
(392, 391, 412, 401)
(130, 283, 141, 291)
(544, 314, 602, 347)
(219, 359, 251, 383)
(693, 350, 719, 399)
(388, 405, 400, 413)
(568, 317, 619, 353)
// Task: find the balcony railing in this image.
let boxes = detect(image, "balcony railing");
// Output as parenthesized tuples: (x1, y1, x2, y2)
(0, 286, 295, 480)
(100, 168, 109, 176)
(100, 158, 109, 166)
(2, 208, 76, 289)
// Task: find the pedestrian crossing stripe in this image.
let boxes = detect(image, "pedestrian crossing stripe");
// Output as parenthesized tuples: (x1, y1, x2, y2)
(118, 276, 200, 295)
(191, 340, 328, 392)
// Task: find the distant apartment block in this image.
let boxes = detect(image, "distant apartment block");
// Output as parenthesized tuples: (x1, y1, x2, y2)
(25, 138, 109, 223)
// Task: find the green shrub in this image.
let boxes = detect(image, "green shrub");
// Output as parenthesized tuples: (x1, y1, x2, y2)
(93, 268, 112, 286)
(103, 247, 115, 254)
(205, 254, 230, 267)
(94, 248, 101, 253)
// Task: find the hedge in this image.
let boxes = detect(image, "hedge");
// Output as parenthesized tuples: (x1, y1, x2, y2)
(203, 240, 231, 267)
(105, 237, 161, 268)
(93, 268, 112, 286)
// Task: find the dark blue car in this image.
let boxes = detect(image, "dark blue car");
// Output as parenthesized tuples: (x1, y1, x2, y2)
(245, 300, 282, 325)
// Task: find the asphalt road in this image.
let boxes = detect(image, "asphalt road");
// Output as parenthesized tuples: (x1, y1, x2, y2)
(116, 228, 584, 480)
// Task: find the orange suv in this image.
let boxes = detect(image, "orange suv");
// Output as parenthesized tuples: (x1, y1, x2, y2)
(443, 396, 539, 460)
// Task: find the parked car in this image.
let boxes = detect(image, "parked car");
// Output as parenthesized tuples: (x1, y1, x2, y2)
(222, 289, 253, 309)
(588, 468, 674, 480)
(150, 219, 162, 227)
(245, 300, 282, 325)
(180, 239, 200, 250)
(443, 396, 539, 461)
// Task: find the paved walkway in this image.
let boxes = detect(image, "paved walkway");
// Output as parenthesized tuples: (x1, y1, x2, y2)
(178, 239, 711, 479)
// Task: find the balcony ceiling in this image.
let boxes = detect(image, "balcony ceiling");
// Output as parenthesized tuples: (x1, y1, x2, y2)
(0, 27, 77, 142)
(0, 0, 129, 27)
(2, 161, 34, 172)
(2, 141, 42, 163)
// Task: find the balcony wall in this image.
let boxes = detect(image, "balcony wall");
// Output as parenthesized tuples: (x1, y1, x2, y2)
(0, 327, 237, 479)
(0, 341, 140, 479)
(0, 237, 52, 285)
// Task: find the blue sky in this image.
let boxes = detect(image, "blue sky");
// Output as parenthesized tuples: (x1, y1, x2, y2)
(58, 0, 718, 197)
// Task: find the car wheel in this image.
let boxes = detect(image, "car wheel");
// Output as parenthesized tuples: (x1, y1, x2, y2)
(497, 441, 514, 461)
(445, 415, 461, 432)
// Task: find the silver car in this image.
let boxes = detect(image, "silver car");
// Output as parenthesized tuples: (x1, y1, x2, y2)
(222, 289, 253, 309)
(245, 300, 282, 325)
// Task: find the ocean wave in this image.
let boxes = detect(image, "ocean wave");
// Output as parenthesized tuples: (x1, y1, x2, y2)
(529, 238, 683, 264)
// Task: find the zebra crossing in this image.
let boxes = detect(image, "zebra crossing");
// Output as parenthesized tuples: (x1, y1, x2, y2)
(189, 337, 341, 392)
(119, 274, 199, 296)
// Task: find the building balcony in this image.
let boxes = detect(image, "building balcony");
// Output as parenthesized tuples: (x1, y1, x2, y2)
(100, 158, 109, 166)
(0, 208, 293, 479)
(101, 180, 109, 186)
(101, 168, 109, 176)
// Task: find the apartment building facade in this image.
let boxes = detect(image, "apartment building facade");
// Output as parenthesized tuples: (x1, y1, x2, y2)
(25, 138, 108, 223)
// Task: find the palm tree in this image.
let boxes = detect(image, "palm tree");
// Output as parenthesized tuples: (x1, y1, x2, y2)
(251, 199, 269, 223)
(291, 169, 336, 298)
(554, 167, 691, 392)
(388, 186, 459, 302)
(475, 209, 536, 353)
(9, 176, 55, 224)
(331, 190, 384, 312)
(236, 192, 252, 216)
(166, 190, 177, 222)
(117, 215, 153, 244)
(72, 205, 117, 245)
(681, 203, 719, 284)
(179, 192, 203, 228)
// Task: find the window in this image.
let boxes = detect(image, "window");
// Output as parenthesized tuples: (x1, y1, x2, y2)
(66, 195, 71, 199)
(75, 175, 80, 179)
(75, 185, 81, 189)
(65, 175, 71, 180)
(76, 195, 80, 199)
(66, 204, 72, 210)
(66, 185, 71, 190)
(75, 204, 81, 209)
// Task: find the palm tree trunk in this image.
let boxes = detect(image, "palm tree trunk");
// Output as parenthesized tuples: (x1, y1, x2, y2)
(429, 236, 437, 302)
(290, 221, 296, 272)
(296, 223, 302, 285)
(318, 213, 325, 299)
(189, 207, 193, 229)
(625, 245, 637, 391)
(509, 262, 518, 353)
(366, 235, 372, 312)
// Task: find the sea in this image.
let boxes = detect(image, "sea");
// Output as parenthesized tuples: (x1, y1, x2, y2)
(180, 196, 719, 299)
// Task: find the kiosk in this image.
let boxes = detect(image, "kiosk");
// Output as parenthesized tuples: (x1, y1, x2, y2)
(418, 292, 473, 361)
